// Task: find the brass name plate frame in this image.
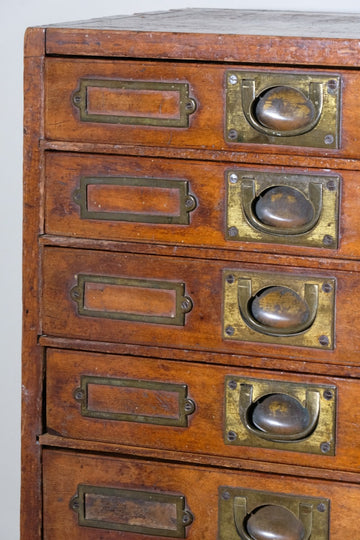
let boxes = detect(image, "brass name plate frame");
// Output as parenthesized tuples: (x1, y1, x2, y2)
(218, 487, 329, 540)
(72, 78, 196, 127)
(226, 169, 340, 249)
(70, 274, 193, 326)
(74, 375, 195, 427)
(224, 376, 336, 455)
(70, 485, 193, 537)
(223, 270, 335, 349)
(225, 70, 341, 149)
(72, 176, 196, 224)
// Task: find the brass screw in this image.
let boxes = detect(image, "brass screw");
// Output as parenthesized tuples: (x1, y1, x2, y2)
(319, 335, 330, 347)
(225, 326, 235, 336)
(227, 431, 237, 442)
(228, 129, 238, 140)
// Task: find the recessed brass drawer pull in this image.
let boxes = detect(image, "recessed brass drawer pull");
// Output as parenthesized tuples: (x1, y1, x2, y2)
(242, 181, 322, 236)
(218, 487, 329, 540)
(223, 270, 335, 348)
(72, 78, 197, 128)
(226, 170, 339, 249)
(70, 485, 193, 537)
(225, 71, 340, 148)
(239, 282, 318, 337)
(243, 82, 322, 137)
(225, 376, 336, 454)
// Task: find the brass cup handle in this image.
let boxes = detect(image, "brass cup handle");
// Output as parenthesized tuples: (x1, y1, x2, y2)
(241, 179, 323, 236)
(238, 280, 319, 337)
(234, 497, 312, 540)
(239, 384, 320, 442)
(241, 80, 323, 137)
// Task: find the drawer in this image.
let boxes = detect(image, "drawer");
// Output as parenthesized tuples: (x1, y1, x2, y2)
(43, 448, 360, 539)
(42, 246, 360, 367)
(44, 151, 360, 259)
(46, 348, 360, 473)
(45, 58, 360, 158)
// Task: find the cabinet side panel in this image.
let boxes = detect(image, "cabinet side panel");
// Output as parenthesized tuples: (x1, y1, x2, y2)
(21, 26, 45, 540)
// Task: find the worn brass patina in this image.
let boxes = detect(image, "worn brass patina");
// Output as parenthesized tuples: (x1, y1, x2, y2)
(226, 170, 339, 248)
(225, 71, 340, 148)
(73, 176, 196, 225)
(71, 485, 193, 537)
(70, 274, 193, 326)
(225, 376, 336, 454)
(218, 487, 329, 540)
(74, 375, 195, 427)
(73, 78, 196, 127)
(223, 270, 335, 348)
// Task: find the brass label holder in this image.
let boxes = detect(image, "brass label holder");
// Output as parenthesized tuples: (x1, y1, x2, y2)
(73, 176, 197, 225)
(73, 375, 196, 427)
(223, 270, 335, 349)
(224, 376, 336, 455)
(226, 170, 340, 249)
(70, 485, 193, 537)
(70, 274, 193, 326)
(73, 78, 196, 128)
(218, 487, 329, 540)
(225, 70, 341, 148)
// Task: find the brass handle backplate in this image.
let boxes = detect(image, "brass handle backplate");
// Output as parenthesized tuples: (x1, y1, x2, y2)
(226, 170, 340, 249)
(225, 376, 336, 455)
(225, 71, 340, 148)
(218, 487, 329, 540)
(223, 270, 335, 349)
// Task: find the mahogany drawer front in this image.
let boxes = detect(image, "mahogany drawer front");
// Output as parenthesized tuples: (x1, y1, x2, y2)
(45, 58, 360, 159)
(46, 347, 360, 473)
(42, 246, 360, 367)
(45, 151, 360, 259)
(43, 448, 360, 539)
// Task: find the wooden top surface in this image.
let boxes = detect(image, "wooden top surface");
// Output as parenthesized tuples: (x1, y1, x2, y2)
(42, 9, 360, 66)
(48, 9, 360, 39)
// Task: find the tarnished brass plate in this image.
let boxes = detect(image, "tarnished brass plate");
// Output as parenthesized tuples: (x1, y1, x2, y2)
(224, 376, 336, 455)
(223, 270, 335, 349)
(226, 170, 340, 249)
(71, 485, 193, 537)
(218, 487, 329, 540)
(74, 375, 195, 427)
(73, 78, 196, 127)
(225, 70, 340, 148)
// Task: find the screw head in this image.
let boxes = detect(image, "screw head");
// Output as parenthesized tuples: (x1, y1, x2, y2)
(181, 298, 192, 313)
(222, 490, 231, 500)
(228, 380, 237, 390)
(229, 173, 239, 184)
(184, 195, 196, 210)
(227, 430, 237, 442)
(323, 389, 333, 400)
(228, 74, 238, 85)
(327, 79, 338, 93)
(324, 134, 334, 145)
(226, 274, 235, 284)
(228, 129, 238, 141)
(225, 326, 235, 337)
(326, 180, 336, 191)
(322, 282, 333, 293)
(317, 503, 326, 513)
(228, 226, 238, 238)
(73, 388, 84, 401)
(323, 235, 334, 247)
(319, 335, 330, 347)
(320, 441, 331, 453)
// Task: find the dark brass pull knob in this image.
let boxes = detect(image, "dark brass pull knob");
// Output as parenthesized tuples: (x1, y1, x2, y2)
(239, 385, 320, 442)
(241, 180, 322, 236)
(238, 280, 318, 337)
(241, 80, 323, 137)
(234, 498, 312, 540)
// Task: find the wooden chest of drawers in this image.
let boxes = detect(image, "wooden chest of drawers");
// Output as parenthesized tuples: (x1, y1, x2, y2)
(22, 9, 360, 539)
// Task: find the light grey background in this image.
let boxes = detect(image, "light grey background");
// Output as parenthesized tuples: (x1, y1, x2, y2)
(2, 0, 360, 538)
